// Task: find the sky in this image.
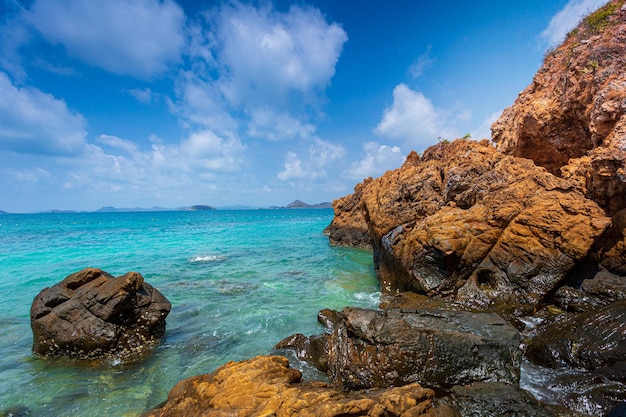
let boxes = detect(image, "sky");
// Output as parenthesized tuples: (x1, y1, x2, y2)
(0, 0, 609, 212)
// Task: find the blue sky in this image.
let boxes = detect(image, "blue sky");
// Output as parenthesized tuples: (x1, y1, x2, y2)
(0, 0, 608, 212)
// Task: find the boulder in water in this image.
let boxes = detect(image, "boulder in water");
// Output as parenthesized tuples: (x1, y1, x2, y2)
(31, 268, 171, 361)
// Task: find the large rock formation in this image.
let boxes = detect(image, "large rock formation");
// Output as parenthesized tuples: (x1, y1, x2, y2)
(492, 0, 626, 216)
(141, 355, 455, 417)
(31, 268, 171, 361)
(276, 305, 521, 391)
(326, 140, 610, 307)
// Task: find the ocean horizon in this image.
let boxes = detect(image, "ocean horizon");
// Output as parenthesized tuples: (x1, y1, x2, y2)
(0, 209, 380, 416)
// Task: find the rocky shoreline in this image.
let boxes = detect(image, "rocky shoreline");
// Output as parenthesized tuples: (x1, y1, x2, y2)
(23, 1, 626, 416)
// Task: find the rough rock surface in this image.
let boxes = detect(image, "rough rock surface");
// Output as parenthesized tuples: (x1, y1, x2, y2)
(525, 298, 626, 371)
(31, 268, 171, 360)
(440, 382, 556, 417)
(276, 306, 521, 391)
(326, 139, 610, 307)
(324, 178, 373, 248)
(141, 355, 455, 417)
(492, 0, 626, 215)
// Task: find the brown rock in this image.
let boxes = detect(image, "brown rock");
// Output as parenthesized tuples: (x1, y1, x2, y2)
(324, 178, 373, 248)
(327, 140, 610, 307)
(492, 0, 626, 214)
(142, 355, 441, 417)
(31, 268, 171, 361)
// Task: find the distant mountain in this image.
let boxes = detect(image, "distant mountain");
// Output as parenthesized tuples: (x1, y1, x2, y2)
(94, 206, 172, 213)
(182, 205, 217, 211)
(0, 210, 8, 214)
(285, 200, 332, 209)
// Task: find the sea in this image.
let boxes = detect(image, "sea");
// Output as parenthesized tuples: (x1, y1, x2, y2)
(0, 209, 380, 417)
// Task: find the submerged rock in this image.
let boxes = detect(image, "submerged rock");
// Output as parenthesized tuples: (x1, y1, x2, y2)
(31, 268, 171, 361)
(142, 355, 451, 417)
(276, 306, 521, 391)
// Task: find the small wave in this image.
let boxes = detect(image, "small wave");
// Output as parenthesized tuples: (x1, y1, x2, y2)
(189, 255, 228, 263)
(354, 291, 382, 305)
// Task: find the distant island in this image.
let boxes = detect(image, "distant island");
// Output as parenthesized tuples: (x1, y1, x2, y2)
(285, 200, 332, 209)
(8, 200, 333, 214)
(182, 205, 217, 211)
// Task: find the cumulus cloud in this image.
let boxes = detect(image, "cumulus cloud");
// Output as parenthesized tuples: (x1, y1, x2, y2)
(25, 0, 185, 78)
(0, 72, 87, 155)
(541, 0, 609, 45)
(174, 2, 347, 140)
(374, 83, 456, 149)
(247, 108, 316, 141)
(63, 129, 246, 198)
(277, 138, 345, 181)
(347, 142, 405, 180)
(211, 3, 347, 107)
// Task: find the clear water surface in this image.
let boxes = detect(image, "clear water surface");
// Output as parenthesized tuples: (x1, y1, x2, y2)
(0, 209, 379, 416)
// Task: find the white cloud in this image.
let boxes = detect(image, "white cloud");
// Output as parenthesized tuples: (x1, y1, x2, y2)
(374, 83, 457, 149)
(172, 3, 347, 143)
(0, 72, 87, 155)
(97, 134, 139, 153)
(277, 151, 304, 180)
(541, 0, 609, 46)
(26, 0, 185, 78)
(247, 108, 316, 141)
(62, 129, 246, 199)
(472, 111, 503, 141)
(277, 138, 345, 181)
(409, 45, 433, 78)
(169, 72, 240, 134)
(347, 142, 405, 180)
(3, 167, 52, 185)
(210, 3, 348, 108)
(126, 88, 154, 104)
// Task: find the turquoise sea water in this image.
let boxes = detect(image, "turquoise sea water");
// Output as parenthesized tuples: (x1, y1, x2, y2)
(0, 209, 380, 416)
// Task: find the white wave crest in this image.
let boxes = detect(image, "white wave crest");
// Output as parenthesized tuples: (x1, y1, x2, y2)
(190, 255, 228, 263)
(354, 291, 381, 305)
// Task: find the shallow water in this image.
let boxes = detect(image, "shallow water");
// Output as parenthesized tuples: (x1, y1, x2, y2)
(0, 209, 380, 416)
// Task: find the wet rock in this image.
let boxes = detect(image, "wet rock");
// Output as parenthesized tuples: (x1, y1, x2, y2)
(142, 355, 446, 417)
(440, 382, 556, 417)
(521, 359, 626, 416)
(31, 268, 171, 361)
(525, 298, 626, 371)
(276, 306, 521, 391)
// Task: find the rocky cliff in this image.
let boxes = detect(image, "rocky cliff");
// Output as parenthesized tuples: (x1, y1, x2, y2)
(492, 0, 626, 216)
(321, 3, 626, 414)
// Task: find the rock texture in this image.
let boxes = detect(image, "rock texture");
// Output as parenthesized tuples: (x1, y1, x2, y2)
(142, 355, 455, 417)
(492, 0, 626, 216)
(525, 298, 626, 371)
(326, 140, 610, 307)
(31, 268, 171, 360)
(440, 382, 556, 417)
(276, 306, 521, 391)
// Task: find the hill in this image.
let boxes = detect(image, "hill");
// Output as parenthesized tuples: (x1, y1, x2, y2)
(286, 200, 332, 209)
